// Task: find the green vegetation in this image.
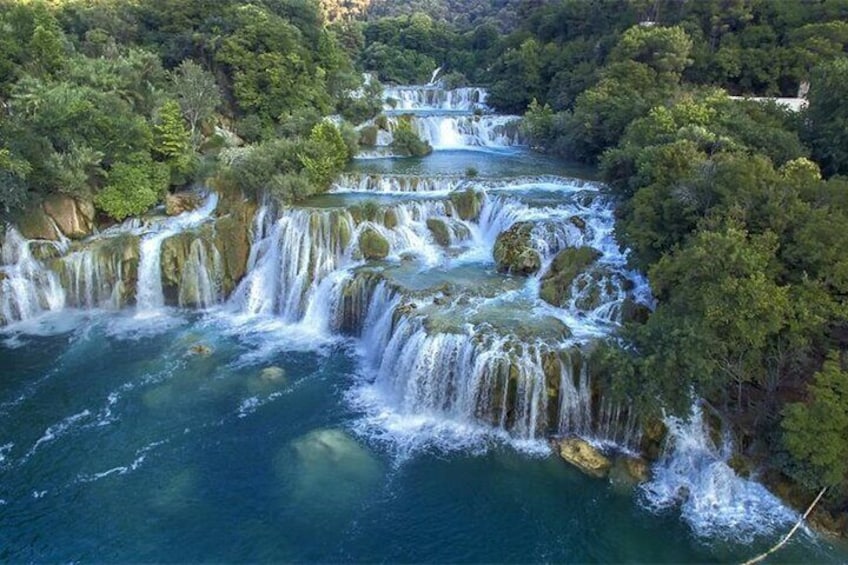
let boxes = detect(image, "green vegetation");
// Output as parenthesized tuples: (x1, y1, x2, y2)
(0, 0, 374, 221)
(390, 119, 432, 157)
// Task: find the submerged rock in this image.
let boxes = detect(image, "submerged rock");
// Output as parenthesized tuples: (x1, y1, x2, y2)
(359, 227, 389, 260)
(609, 455, 651, 489)
(260, 366, 286, 382)
(557, 437, 612, 478)
(188, 343, 213, 356)
(493, 222, 542, 276)
(539, 246, 601, 307)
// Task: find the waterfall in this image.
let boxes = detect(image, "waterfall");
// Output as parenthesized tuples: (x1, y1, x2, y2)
(59, 236, 137, 310)
(178, 238, 223, 309)
(135, 194, 218, 314)
(641, 404, 796, 541)
(0, 228, 66, 324)
(379, 115, 523, 150)
(383, 86, 489, 112)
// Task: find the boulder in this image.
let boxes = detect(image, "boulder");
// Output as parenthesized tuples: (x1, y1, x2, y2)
(17, 205, 59, 241)
(383, 209, 398, 230)
(42, 194, 95, 239)
(569, 215, 586, 231)
(539, 247, 601, 307)
(358, 227, 389, 260)
(493, 222, 542, 276)
(165, 192, 202, 216)
(557, 438, 612, 478)
(188, 343, 213, 356)
(449, 188, 482, 221)
(427, 218, 452, 247)
(609, 455, 651, 488)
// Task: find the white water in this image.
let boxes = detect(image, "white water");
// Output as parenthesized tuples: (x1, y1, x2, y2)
(642, 404, 797, 541)
(135, 194, 218, 314)
(0, 228, 66, 324)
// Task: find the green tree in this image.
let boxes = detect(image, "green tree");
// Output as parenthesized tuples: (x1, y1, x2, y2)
(153, 99, 194, 184)
(95, 153, 168, 220)
(783, 353, 848, 488)
(805, 58, 848, 177)
(171, 59, 221, 147)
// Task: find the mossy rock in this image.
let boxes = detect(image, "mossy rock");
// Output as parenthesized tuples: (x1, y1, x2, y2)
(359, 125, 379, 147)
(569, 215, 587, 231)
(449, 188, 482, 221)
(17, 204, 59, 241)
(426, 218, 452, 247)
(493, 222, 541, 276)
(358, 227, 389, 260)
(539, 247, 602, 307)
(384, 209, 398, 229)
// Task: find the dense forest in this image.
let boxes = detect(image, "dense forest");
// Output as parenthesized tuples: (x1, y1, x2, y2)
(2, 0, 848, 531)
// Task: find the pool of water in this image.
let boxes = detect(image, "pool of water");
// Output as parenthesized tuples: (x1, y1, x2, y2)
(0, 311, 842, 562)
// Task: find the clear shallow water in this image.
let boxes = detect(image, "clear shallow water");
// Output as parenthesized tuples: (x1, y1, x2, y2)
(0, 311, 843, 563)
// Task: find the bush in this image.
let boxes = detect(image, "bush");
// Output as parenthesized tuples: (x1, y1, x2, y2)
(390, 120, 432, 157)
(95, 153, 168, 220)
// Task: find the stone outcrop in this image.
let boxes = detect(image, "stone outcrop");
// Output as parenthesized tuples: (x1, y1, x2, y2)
(42, 195, 96, 239)
(493, 222, 542, 276)
(557, 437, 612, 478)
(17, 205, 60, 241)
(359, 227, 389, 260)
(427, 218, 451, 247)
(539, 246, 601, 307)
(165, 192, 203, 216)
(449, 188, 483, 221)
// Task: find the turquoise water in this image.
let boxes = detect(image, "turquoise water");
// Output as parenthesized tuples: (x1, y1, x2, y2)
(0, 311, 843, 563)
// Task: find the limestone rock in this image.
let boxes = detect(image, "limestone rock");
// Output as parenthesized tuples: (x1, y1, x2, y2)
(17, 205, 59, 241)
(609, 455, 651, 488)
(188, 343, 213, 356)
(426, 218, 451, 247)
(165, 192, 202, 216)
(383, 208, 398, 230)
(539, 247, 601, 307)
(569, 215, 586, 231)
(42, 194, 95, 239)
(557, 437, 612, 478)
(449, 188, 482, 221)
(359, 227, 389, 260)
(493, 222, 542, 276)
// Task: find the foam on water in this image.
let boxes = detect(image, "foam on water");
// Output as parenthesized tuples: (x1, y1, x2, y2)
(641, 404, 797, 542)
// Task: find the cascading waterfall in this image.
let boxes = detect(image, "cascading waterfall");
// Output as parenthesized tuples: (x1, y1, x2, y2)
(380, 114, 523, 150)
(178, 238, 223, 309)
(0, 228, 66, 324)
(383, 86, 489, 112)
(136, 194, 218, 314)
(641, 404, 796, 540)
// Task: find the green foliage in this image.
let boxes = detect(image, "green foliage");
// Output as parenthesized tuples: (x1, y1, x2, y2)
(390, 119, 432, 157)
(783, 353, 848, 489)
(95, 153, 168, 220)
(805, 58, 848, 177)
(153, 100, 195, 185)
(171, 60, 221, 147)
(610, 25, 693, 77)
(298, 122, 351, 189)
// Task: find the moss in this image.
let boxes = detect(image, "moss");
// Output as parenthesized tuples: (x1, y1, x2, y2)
(426, 218, 451, 246)
(358, 227, 389, 260)
(539, 247, 602, 307)
(449, 188, 482, 221)
(493, 222, 542, 276)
